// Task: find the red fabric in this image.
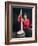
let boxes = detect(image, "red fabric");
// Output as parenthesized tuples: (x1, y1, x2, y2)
(18, 15, 30, 29)
(23, 19, 30, 29)
(18, 15, 21, 23)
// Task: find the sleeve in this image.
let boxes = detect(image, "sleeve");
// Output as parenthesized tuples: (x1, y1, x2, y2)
(17, 15, 21, 23)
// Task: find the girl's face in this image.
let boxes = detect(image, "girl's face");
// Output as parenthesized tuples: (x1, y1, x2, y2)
(24, 14, 27, 19)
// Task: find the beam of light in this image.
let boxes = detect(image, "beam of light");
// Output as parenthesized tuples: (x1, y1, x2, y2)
(20, 9, 23, 32)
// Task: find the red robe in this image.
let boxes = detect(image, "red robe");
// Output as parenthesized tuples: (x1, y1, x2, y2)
(18, 15, 30, 29)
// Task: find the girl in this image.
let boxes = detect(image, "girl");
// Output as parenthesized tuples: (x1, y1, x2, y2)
(17, 13, 31, 37)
